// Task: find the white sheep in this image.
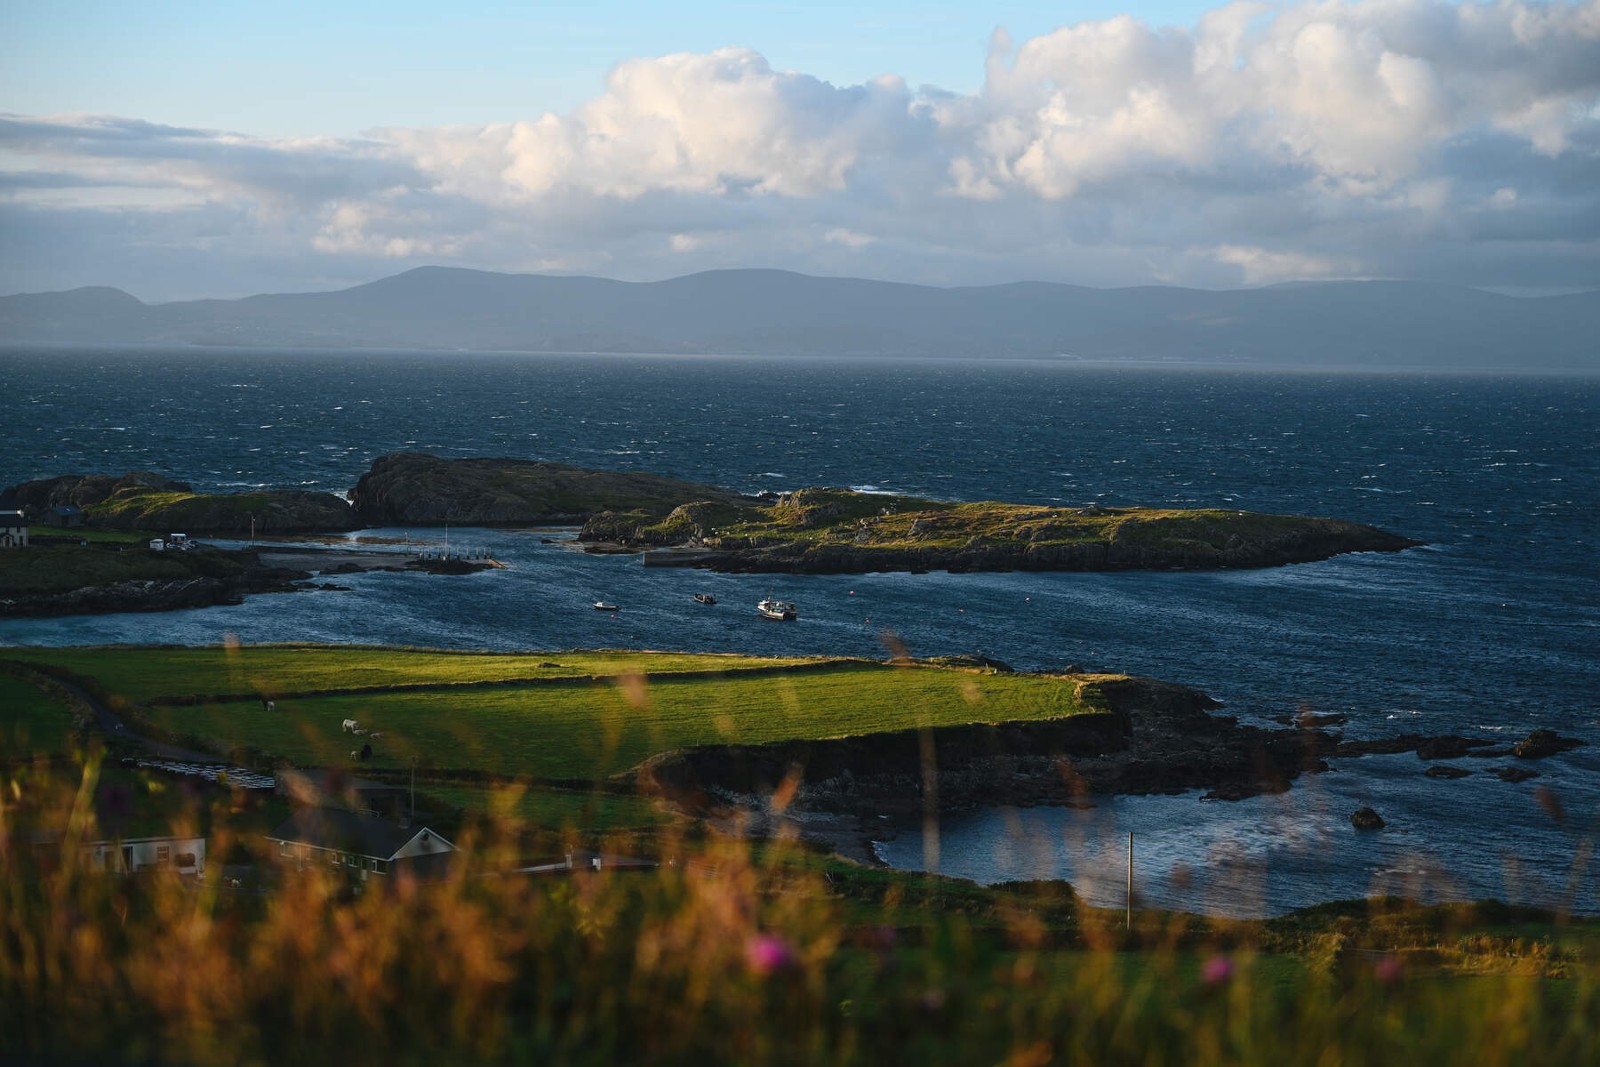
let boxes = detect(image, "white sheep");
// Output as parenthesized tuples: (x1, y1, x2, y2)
(369, 732, 384, 741)
(342, 719, 358, 733)
(266, 701, 276, 711)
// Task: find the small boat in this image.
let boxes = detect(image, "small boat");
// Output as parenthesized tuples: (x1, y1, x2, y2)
(693, 593, 717, 605)
(757, 597, 797, 621)
(594, 601, 618, 611)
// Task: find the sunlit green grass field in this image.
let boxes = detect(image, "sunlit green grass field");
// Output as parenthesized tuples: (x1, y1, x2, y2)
(2, 645, 1102, 780)
(3, 644, 810, 703)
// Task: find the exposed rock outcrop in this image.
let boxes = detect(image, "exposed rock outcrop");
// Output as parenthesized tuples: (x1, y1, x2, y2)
(1351, 807, 1386, 830)
(1512, 729, 1584, 759)
(351, 453, 745, 526)
(634, 674, 1344, 817)
(1336, 734, 1497, 759)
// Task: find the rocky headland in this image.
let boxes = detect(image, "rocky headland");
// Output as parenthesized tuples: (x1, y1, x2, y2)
(629, 669, 1585, 854)
(0, 545, 315, 617)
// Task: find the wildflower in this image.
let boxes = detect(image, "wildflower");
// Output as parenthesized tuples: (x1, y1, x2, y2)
(1374, 955, 1404, 983)
(1201, 955, 1235, 986)
(745, 933, 796, 977)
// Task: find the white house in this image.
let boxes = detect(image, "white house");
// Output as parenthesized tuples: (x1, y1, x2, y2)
(85, 835, 206, 876)
(0, 509, 28, 548)
(266, 808, 456, 881)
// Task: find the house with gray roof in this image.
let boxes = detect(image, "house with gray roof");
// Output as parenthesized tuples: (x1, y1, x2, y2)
(0, 509, 28, 548)
(266, 808, 455, 882)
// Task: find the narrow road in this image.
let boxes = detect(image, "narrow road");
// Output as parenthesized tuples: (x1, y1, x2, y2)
(35, 667, 226, 764)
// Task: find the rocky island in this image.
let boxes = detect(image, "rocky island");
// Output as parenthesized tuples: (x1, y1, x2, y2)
(581, 485, 1419, 573)
(6, 471, 357, 534)
(349, 452, 743, 525)
(4, 456, 1418, 596)
(340, 453, 1419, 572)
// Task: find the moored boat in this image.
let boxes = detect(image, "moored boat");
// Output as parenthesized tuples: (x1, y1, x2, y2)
(757, 597, 797, 621)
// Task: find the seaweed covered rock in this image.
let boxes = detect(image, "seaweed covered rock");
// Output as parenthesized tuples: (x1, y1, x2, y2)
(1511, 729, 1583, 760)
(1350, 807, 1386, 831)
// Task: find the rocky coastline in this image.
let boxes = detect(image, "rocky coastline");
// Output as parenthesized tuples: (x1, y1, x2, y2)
(0, 544, 498, 618)
(631, 672, 1585, 856)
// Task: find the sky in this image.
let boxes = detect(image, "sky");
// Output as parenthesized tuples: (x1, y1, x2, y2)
(2, 0, 1598, 301)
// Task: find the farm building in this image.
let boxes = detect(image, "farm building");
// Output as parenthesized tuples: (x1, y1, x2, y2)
(0, 509, 28, 548)
(266, 808, 455, 881)
(84, 835, 207, 876)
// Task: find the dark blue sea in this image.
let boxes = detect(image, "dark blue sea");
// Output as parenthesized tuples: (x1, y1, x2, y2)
(2, 347, 1596, 915)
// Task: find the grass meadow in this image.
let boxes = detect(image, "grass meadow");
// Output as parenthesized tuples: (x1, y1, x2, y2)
(3, 645, 1103, 781)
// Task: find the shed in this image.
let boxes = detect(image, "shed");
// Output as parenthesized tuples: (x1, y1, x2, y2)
(50, 504, 85, 528)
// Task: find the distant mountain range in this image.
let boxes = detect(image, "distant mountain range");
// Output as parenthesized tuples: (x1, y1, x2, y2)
(2, 267, 1596, 368)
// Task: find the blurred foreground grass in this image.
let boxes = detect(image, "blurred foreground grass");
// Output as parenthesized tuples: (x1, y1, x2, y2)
(3, 756, 1597, 1066)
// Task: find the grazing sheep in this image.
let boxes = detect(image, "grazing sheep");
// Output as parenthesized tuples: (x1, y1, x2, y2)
(342, 719, 358, 733)
(266, 701, 276, 712)
(350, 750, 359, 760)
(369, 732, 384, 741)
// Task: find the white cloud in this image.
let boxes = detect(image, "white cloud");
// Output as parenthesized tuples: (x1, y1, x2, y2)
(1214, 243, 1356, 284)
(1, 0, 1598, 299)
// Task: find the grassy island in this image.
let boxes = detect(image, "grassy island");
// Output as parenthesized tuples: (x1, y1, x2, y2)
(584, 486, 1420, 573)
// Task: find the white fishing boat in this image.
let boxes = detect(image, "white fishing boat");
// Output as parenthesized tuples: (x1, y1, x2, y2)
(594, 600, 618, 611)
(757, 597, 796, 621)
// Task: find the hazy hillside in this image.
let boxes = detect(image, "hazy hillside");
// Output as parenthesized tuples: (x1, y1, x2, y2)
(2, 267, 1595, 369)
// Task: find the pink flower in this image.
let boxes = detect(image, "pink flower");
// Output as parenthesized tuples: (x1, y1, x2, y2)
(1201, 955, 1235, 986)
(745, 934, 796, 977)
(1374, 955, 1404, 983)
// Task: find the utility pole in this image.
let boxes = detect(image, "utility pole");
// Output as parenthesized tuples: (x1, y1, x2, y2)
(1126, 832, 1134, 930)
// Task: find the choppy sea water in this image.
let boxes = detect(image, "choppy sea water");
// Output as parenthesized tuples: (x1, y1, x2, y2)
(2, 347, 1596, 915)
